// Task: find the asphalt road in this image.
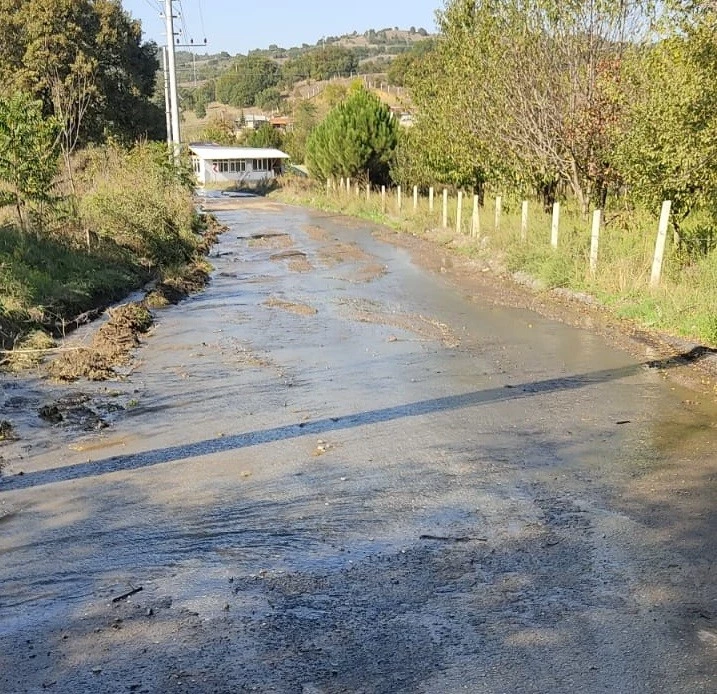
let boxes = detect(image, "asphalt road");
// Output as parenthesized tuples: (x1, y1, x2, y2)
(0, 200, 715, 693)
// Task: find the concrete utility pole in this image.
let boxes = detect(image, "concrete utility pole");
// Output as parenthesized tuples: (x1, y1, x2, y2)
(162, 47, 172, 147)
(164, 0, 181, 154)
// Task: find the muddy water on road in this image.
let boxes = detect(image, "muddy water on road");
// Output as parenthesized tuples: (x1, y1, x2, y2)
(1, 201, 715, 693)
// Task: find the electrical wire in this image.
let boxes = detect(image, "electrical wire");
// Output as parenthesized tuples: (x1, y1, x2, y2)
(197, 0, 207, 43)
(141, 0, 163, 15)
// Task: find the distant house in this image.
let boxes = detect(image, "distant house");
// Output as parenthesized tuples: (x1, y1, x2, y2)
(189, 144, 290, 186)
(269, 115, 292, 132)
(236, 114, 270, 130)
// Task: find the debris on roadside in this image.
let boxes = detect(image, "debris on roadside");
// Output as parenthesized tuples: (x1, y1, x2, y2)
(48, 303, 153, 382)
(0, 419, 16, 441)
(111, 586, 143, 603)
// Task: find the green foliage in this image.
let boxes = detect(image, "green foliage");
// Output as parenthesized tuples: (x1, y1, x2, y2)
(0, 0, 163, 144)
(0, 92, 60, 231)
(403, 0, 657, 206)
(386, 39, 435, 86)
(612, 12, 717, 228)
(78, 142, 200, 268)
(255, 86, 283, 112)
(283, 101, 318, 164)
(305, 87, 398, 185)
(281, 46, 359, 84)
(0, 220, 145, 347)
(322, 84, 348, 108)
(215, 55, 280, 107)
(244, 123, 284, 149)
(199, 116, 237, 145)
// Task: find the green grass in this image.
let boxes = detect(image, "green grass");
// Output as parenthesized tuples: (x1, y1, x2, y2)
(272, 179, 717, 347)
(0, 142, 206, 351)
(0, 222, 148, 348)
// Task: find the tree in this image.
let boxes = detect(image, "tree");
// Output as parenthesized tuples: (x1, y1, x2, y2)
(255, 86, 283, 112)
(612, 9, 717, 230)
(0, 0, 164, 145)
(283, 101, 318, 163)
(0, 92, 59, 232)
(244, 123, 283, 149)
(199, 115, 237, 145)
(403, 0, 655, 209)
(305, 86, 398, 185)
(280, 47, 359, 85)
(215, 55, 280, 107)
(386, 39, 434, 86)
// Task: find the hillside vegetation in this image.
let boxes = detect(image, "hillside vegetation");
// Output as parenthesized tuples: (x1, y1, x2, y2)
(176, 27, 429, 120)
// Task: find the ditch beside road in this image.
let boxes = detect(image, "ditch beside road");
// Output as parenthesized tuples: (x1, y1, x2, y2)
(0, 199, 715, 693)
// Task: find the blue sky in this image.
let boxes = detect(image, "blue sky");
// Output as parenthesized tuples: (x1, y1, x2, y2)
(121, 1, 441, 55)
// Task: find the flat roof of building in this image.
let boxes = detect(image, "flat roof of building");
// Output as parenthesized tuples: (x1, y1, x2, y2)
(189, 144, 290, 160)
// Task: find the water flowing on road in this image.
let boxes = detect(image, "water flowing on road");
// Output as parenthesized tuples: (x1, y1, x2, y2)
(1, 200, 715, 693)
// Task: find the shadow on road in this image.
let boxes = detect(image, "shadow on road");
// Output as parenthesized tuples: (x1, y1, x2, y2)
(4, 351, 702, 492)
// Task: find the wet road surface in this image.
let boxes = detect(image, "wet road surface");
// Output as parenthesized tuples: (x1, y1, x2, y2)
(1, 200, 716, 693)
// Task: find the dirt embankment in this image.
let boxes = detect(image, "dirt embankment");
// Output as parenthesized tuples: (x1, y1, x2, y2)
(1, 214, 226, 384)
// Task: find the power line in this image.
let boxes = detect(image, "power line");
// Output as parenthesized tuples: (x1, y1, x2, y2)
(197, 0, 207, 42)
(141, 0, 163, 15)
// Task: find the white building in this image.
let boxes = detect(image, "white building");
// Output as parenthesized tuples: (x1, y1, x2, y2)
(189, 144, 290, 186)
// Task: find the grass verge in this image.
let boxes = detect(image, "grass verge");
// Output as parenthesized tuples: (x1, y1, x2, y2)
(0, 142, 225, 369)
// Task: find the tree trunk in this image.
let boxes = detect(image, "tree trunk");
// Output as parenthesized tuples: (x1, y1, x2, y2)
(14, 194, 25, 234)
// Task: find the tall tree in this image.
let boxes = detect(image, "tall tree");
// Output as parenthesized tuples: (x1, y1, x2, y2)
(0, 0, 163, 149)
(215, 55, 280, 107)
(403, 0, 654, 209)
(306, 86, 398, 185)
(283, 101, 318, 164)
(612, 8, 717, 229)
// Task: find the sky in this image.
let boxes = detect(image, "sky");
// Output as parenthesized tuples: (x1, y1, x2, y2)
(121, 0, 441, 55)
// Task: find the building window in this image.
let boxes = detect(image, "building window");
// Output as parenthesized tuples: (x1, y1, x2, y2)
(252, 158, 269, 171)
(229, 160, 246, 173)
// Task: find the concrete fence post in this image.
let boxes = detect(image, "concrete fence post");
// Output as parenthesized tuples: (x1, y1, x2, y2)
(472, 195, 480, 238)
(429, 187, 434, 213)
(650, 200, 672, 288)
(521, 200, 528, 242)
(494, 195, 502, 232)
(551, 202, 560, 249)
(381, 185, 386, 213)
(366, 182, 370, 201)
(456, 191, 463, 234)
(442, 189, 448, 229)
(397, 185, 402, 214)
(590, 209, 602, 276)
(413, 185, 418, 211)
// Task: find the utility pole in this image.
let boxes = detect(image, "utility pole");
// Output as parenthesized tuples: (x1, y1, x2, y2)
(164, 0, 181, 155)
(162, 46, 172, 147)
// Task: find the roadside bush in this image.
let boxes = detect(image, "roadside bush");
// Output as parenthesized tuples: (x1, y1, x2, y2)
(78, 142, 200, 268)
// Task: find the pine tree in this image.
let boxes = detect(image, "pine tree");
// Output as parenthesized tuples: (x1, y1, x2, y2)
(306, 86, 398, 185)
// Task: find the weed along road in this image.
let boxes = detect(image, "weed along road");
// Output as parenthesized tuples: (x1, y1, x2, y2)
(1, 199, 716, 693)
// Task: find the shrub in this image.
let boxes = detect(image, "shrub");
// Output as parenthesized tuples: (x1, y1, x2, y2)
(78, 142, 200, 268)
